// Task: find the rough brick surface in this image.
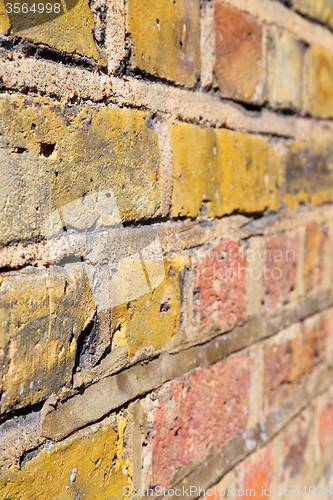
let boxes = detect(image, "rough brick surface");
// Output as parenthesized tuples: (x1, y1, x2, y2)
(308, 46, 333, 119)
(267, 27, 303, 110)
(0, 96, 161, 244)
(194, 239, 247, 334)
(152, 352, 251, 487)
(0, 267, 94, 414)
(127, 0, 200, 86)
(214, 2, 263, 103)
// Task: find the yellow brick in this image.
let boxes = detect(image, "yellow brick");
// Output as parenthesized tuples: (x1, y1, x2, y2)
(170, 123, 207, 218)
(284, 140, 333, 208)
(0, 267, 94, 414)
(171, 122, 280, 218)
(126, 0, 200, 86)
(1, 0, 106, 65)
(308, 46, 333, 119)
(0, 95, 161, 244)
(267, 27, 303, 110)
(0, 415, 131, 500)
(121, 256, 185, 355)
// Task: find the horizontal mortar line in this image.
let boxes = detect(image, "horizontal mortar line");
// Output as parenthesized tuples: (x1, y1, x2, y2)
(39, 287, 333, 442)
(220, 0, 333, 53)
(1, 205, 333, 268)
(1, 59, 333, 141)
(164, 365, 333, 500)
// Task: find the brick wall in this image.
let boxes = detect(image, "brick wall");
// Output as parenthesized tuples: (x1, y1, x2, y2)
(1, 0, 333, 498)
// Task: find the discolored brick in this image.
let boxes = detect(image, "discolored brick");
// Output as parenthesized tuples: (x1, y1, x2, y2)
(170, 122, 280, 218)
(0, 267, 94, 414)
(267, 27, 303, 111)
(214, 2, 264, 104)
(317, 390, 333, 454)
(126, 0, 200, 86)
(151, 351, 251, 487)
(235, 445, 273, 499)
(194, 239, 247, 334)
(307, 46, 333, 119)
(0, 0, 106, 65)
(293, 0, 333, 30)
(263, 318, 328, 411)
(263, 232, 298, 310)
(285, 141, 333, 209)
(0, 95, 161, 245)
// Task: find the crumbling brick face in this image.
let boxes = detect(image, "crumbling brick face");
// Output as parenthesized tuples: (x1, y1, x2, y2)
(0, 0, 333, 496)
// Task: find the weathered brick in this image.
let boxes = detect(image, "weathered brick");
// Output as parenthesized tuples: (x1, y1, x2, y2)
(126, 0, 200, 86)
(0, 95, 161, 245)
(0, 267, 94, 414)
(193, 239, 247, 334)
(0, 410, 44, 471)
(263, 232, 298, 310)
(285, 141, 333, 209)
(267, 27, 303, 111)
(214, 2, 263, 104)
(263, 318, 328, 411)
(0, 0, 106, 65)
(0, 414, 131, 500)
(304, 222, 327, 292)
(293, 0, 333, 30)
(235, 444, 273, 499)
(308, 46, 333, 119)
(151, 351, 251, 487)
(116, 256, 185, 355)
(170, 122, 280, 218)
(278, 412, 310, 483)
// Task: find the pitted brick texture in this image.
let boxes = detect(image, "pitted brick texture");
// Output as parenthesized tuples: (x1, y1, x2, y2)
(152, 351, 251, 487)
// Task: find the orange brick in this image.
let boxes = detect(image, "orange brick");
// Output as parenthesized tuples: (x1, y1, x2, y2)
(214, 2, 263, 103)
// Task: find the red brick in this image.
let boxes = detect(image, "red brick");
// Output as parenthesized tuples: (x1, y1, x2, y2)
(214, 2, 263, 103)
(194, 239, 247, 334)
(235, 444, 273, 500)
(264, 318, 328, 410)
(318, 393, 333, 454)
(152, 351, 251, 487)
(304, 222, 327, 292)
(264, 233, 298, 310)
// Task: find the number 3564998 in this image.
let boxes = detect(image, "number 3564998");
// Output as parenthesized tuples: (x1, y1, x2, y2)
(5, 3, 61, 13)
